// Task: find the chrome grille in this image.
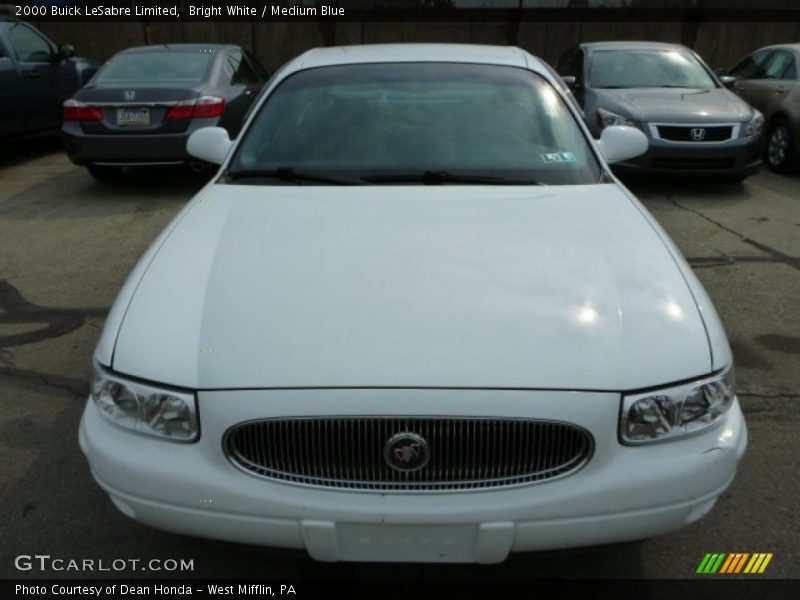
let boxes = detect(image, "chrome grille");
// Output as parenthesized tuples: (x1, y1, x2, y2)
(224, 417, 593, 491)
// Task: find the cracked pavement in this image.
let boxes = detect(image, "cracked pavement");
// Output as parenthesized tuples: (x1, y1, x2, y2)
(0, 136, 797, 579)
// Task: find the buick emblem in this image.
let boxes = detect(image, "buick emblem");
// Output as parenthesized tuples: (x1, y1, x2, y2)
(384, 432, 430, 472)
(690, 127, 706, 141)
(123, 90, 136, 102)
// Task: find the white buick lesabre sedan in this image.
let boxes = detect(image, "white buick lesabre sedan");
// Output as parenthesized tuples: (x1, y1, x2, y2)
(80, 44, 747, 564)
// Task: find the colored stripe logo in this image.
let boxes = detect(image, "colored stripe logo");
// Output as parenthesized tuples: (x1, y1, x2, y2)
(696, 553, 773, 574)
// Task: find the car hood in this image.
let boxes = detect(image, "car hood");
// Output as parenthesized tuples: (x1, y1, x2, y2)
(111, 184, 711, 390)
(597, 87, 752, 122)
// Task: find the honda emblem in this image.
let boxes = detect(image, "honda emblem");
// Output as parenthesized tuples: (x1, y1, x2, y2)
(690, 128, 706, 141)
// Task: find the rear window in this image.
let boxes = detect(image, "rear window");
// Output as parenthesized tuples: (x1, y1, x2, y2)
(94, 51, 214, 84)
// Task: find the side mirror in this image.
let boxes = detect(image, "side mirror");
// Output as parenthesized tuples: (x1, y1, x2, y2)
(596, 125, 648, 164)
(58, 43, 76, 60)
(561, 75, 579, 91)
(187, 127, 233, 165)
(719, 75, 736, 89)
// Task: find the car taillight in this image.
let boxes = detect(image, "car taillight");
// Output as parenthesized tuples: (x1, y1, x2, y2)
(165, 104, 194, 120)
(193, 96, 226, 118)
(166, 96, 225, 120)
(63, 100, 102, 121)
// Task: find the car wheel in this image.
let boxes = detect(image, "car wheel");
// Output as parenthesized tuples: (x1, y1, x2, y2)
(765, 120, 797, 173)
(87, 165, 124, 182)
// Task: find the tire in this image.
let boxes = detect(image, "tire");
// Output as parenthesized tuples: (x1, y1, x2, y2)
(765, 119, 797, 173)
(87, 164, 124, 182)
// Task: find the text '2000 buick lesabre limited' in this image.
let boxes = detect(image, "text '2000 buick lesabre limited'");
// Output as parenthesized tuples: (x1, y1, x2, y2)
(79, 44, 747, 564)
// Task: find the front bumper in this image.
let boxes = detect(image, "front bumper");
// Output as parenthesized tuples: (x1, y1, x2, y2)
(612, 130, 762, 176)
(79, 388, 747, 563)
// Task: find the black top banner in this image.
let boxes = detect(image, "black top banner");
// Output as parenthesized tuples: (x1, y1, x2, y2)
(6, 1, 800, 22)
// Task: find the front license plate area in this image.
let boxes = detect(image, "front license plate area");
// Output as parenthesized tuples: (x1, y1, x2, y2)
(116, 107, 150, 127)
(336, 524, 478, 562)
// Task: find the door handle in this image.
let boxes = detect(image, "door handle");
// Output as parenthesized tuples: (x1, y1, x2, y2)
(28, 69, 41, 78)
(775, 87, 788, 94)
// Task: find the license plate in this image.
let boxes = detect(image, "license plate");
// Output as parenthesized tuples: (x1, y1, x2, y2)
(116, 107, 150, 127)
(336, 524, 478, 562)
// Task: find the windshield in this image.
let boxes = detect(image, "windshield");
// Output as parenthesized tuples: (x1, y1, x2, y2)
(93, 51, 214, 84)
(228, 63, 602, 185)
(589, 49, 717, 89)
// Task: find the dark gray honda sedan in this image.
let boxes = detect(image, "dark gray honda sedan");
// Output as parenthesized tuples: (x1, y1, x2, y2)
(557, 41, 763, 180)
(1, 15, 98, 138)
(62, 44, 267, 181)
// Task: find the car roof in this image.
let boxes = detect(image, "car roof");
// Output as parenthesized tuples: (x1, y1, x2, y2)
(118, 44, 239, 54)
(580, 41, 690, 52)
(756, 43, 800, 51)
(291, 43, 539, 71)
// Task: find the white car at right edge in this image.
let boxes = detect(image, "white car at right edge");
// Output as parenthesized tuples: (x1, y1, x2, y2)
(80, 44, 747, 564)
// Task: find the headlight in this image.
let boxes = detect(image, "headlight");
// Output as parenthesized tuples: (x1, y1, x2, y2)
(744, 110, 764, 137)
(597, 107, 641, 130)
(91, 362, 198, 442)
(620, 366, 735, 445)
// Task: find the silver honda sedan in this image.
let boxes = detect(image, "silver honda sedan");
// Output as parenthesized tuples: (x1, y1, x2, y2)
(557, 41, 764, 181)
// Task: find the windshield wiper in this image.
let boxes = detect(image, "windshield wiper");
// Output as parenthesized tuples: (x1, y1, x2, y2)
(362, 171, 544, 185)
(223, 167, 365, 186)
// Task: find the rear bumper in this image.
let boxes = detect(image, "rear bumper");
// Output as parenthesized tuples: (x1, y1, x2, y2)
(612, 133, 763, 176)
(62, 119, 216, 165)
(79, 388, 747, 563)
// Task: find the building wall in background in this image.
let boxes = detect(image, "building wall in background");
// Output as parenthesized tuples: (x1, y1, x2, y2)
(33, 19, 800, 74)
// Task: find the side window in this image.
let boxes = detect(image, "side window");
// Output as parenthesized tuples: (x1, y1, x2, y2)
(2, 22, 52, 62)
(764, 50, 796, 80)
(729, 49, 773, 80)
(786, 59, 798, 80)
(224, 51, 257, 86)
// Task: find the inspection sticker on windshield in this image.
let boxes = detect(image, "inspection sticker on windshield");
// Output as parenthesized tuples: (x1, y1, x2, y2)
(542, 152, 577, 164)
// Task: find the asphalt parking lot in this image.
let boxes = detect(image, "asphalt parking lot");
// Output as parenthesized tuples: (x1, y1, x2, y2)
(0, 135, 797, 580)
